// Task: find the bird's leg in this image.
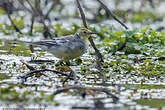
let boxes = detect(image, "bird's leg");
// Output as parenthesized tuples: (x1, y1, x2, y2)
(58, 60, 78, 84)
(61, 59, 71, 66)
(57, 59, 71, 66)
(59, 60, 65, 66)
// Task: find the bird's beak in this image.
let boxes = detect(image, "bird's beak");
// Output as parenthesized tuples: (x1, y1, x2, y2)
(88, 32, 98, 34)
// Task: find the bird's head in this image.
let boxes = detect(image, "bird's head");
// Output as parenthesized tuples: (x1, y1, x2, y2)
(76, 28, 97, 41)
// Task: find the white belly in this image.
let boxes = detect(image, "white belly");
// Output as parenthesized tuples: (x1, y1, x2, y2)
(48, 42, 86, 60)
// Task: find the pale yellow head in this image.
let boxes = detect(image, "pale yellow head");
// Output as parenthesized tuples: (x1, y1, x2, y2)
(76, 28, 96, 41)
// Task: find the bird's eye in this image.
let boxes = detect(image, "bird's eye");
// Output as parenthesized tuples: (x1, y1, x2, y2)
(84, 31, 87, 33)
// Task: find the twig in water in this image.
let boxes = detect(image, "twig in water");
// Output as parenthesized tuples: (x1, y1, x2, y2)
(20, 60, 73, 82)
(97, 0, 128, 29)
(70, 67, 78, 84)
(28, 59, 54, 63)
(148, 0, 155, 8)
(25, 0, 54, 38)
(17, 0, 33, 13)
(53, 85, 119, 103)
(29, 15, 35, 35)
(62, 71, 72, 85)
(20, 60, 35, 71)
(18, 69, 74, 81)
(45, 0, 58, 20)
(76, 0, 87, 28)
(97, 0, 129, 55)
(76, 0, 103, 62)
(96, 59, 105, 84)
(25, 0, 38, 15)
(76, 0, 105, 83)
(4, 1, 23, 34)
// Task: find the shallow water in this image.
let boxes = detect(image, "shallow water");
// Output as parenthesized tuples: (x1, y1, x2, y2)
(0, 0, 165, 110)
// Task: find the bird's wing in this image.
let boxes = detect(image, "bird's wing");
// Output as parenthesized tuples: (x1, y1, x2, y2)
(32, 35, 74, 48)
(52, 35, 75, 40)
(33, 40, 60, 47)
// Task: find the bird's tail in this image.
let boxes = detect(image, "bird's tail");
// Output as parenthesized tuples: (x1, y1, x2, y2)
(13, 40, 32, 45)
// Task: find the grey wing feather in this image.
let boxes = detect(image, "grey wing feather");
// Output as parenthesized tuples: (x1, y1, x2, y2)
(33, 40, 60, 48)
(33, 35, 75, 47)
(53, 35, 75, 40)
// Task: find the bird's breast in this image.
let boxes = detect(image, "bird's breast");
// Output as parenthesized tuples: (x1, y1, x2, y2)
(48, 39, 87, 60)
(64, 41, 86, 59)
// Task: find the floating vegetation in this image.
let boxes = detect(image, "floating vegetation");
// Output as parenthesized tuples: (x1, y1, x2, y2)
(0, 0, 165, 110)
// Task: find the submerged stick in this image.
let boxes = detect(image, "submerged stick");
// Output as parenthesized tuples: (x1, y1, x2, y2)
(30, 15, 35, 35)
(18, 68, 74, 81)
(25, 0, 54, 38)
(4, 1, 23, 34)
(76, 0, 103, 62)
(19, 60, 74, 82)
(97, 0, 129, 55)
(97, 0, 128, 29)
(45, 0, 58, 20)
(53, 85, 119, 103)
(76, 0, 105, 83)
